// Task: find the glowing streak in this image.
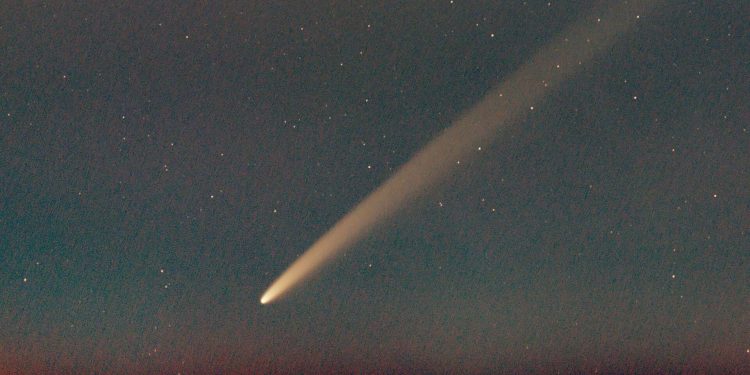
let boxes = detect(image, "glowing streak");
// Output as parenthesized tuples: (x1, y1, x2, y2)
(261, 0, 659, 304)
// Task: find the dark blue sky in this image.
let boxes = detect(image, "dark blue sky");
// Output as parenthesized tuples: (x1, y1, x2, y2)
(2, 1, 748, 373)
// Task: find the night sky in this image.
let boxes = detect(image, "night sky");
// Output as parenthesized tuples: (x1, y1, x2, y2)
(2, 1, 749, 373)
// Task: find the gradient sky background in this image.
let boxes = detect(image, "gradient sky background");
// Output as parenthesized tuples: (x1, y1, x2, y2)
(2, 1, 748, 373)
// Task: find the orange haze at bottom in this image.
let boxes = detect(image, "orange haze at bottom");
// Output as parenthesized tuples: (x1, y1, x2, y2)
(260, 0, 658, 305)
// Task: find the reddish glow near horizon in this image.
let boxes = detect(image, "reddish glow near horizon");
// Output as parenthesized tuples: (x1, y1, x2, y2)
(261, 0, 659, 305)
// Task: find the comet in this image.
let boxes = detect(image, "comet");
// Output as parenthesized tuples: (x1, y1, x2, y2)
(260, 0, 660, 305)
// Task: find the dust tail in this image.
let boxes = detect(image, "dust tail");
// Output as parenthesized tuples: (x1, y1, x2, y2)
(261, 0, 661, 305)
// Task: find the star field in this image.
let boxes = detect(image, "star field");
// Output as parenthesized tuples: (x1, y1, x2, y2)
(1, 1, 749, 373)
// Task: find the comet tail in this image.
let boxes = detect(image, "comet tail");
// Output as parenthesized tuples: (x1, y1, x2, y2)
(261, 0, 659, 304)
